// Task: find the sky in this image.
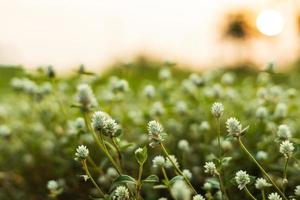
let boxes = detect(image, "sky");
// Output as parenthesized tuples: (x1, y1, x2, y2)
(0, 0, 299, 73)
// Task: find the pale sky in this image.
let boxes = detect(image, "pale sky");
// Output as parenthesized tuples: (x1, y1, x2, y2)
(0, 0, 299, 73)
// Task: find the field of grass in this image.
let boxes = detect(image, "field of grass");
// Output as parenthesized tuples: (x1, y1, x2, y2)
(1, 58, 300, 200)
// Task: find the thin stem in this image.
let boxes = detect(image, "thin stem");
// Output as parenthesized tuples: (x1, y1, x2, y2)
(216, 118, 221, 158)
(215, 117, 228, 200)
(217, 173, 227, 200)
(111, 136, 123, 167)
(161, 167, 170, 184)
(82, 160, 104, 196)
(283, 156, 289, 181)
(238, 137, 288, 200)
(83, 112, 122, 175)
(244, 186, 257, 200)
(160, 143, 197, 195)
(136, 164, 143, 200)
(51, 79, 68, 118)
(261, 189, 266, 200)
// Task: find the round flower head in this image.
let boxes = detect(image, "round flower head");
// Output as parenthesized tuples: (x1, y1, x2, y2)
(274, 103, 287, 119)
(47, 180, 58, 191)
(112, 186, 130, 200)
(221, 72, 235, 85)
(203, 182, 212, 191)
(193, 194, 205, 200)
(107, 167, 118, 179)
(204, 162, 217, 176)
(226, 117, 242, 137)
(143, 84, 155, 99)
(256, 106, 268, 120)
(150, 101, 165, 117)
(91, 111, 110, 132)
(103, 118, 119, 137)
(74, 145, 89, 161)
(76, 84, 98, 111)
(189, 73, 204, 87)
(255, 178, 271, 190)
(174, 101, 188, 115)
(211, 102, 224, 118)
(256, 151, 268, 160)
(279, 140, 294, 157)
(159, 68, 171, 81)
(235, 170, 250, 190)
(158, 198, 168, 200)
(152, 155, 165, 168)
(170, 180, 192, 200)
(295, 185, 300, 196)
(178, 140, 190, 152)
(112, 79, 129, 93)
(199, 121, 210, 132)
(165, 155, 179, 169)
(268, 192, 282, 200)
(277, 125, 291, 140)
(0, 125, 11, 137)
(182, 169, 192, 180)
(147, 120, 167, 147)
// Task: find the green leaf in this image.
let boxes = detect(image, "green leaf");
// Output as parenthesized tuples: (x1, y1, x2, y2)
(142, 175, 159, 184)
(112, 175, 136, 185)
(169, 175, 183, 185)
(221, 157, 232, 166)
(153, 184, 168, 189)
(135, 146, 148, 165)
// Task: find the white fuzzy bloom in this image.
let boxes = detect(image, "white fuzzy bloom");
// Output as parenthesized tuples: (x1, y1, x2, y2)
(113, 186, 130, 200)
(235, 170, 250, 190)
(189, 73, 204, 86)
(255, 178, 271, 190)
(147, 120, 166, 147)
(182, 169, 192, 180)
(204, 162, 217, 176)
(165, 155, 179, 169)
(170, 180, 192, 200)
(277, 125, 291, 140)
(256, 151, 268, 160)
(150, 101, 165, 117)
(221, 73, 235, 85)
(295, 185, 300, 196)
(74, 145, 89, 161)
(193, 194, 205, 200)
(203, 182, 212, 191)
(47, 180, 58, 191)
(76, 84, 98, 111)
(91, 111, 119, 137)
(174, 101, 188, 115)
(211, 102, 224, 118)
(274, 103, 287, 119)
(107, 167, 118, 178)
(143, 84, 155, 99)
(199, 121, 210, 131)
(0, 125, 11, 137)
(256, 106, 268, 120)
(268, 192, 282, 200)
(158, 198, 168, 200)
(178, 140, 190, 152)
(152, 155, 165, 168)
(279, 140, 294, 157)
(159, 69, 171, 81)
(226, 117, 242, 137)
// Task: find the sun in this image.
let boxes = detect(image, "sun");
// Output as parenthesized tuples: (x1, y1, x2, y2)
(256, 9, 285, 36)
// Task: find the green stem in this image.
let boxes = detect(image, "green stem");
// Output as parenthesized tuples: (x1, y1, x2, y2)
(136, 164, 143, 200)
(160, 143, 197, 195)
(162, 167, 170, 184)
(283, 156, 289, 181)
(244, 186, 257, 200)
(216, 118, 221, 158)
(238, 137, 287, 200)
(82, 160, 104, 196)
(261, 189, 266, 200)
(83, 112, 122, 175)
(111, 137, 123, 167)
(217, 173, 227, 200)
(51, 79, 67, 118)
